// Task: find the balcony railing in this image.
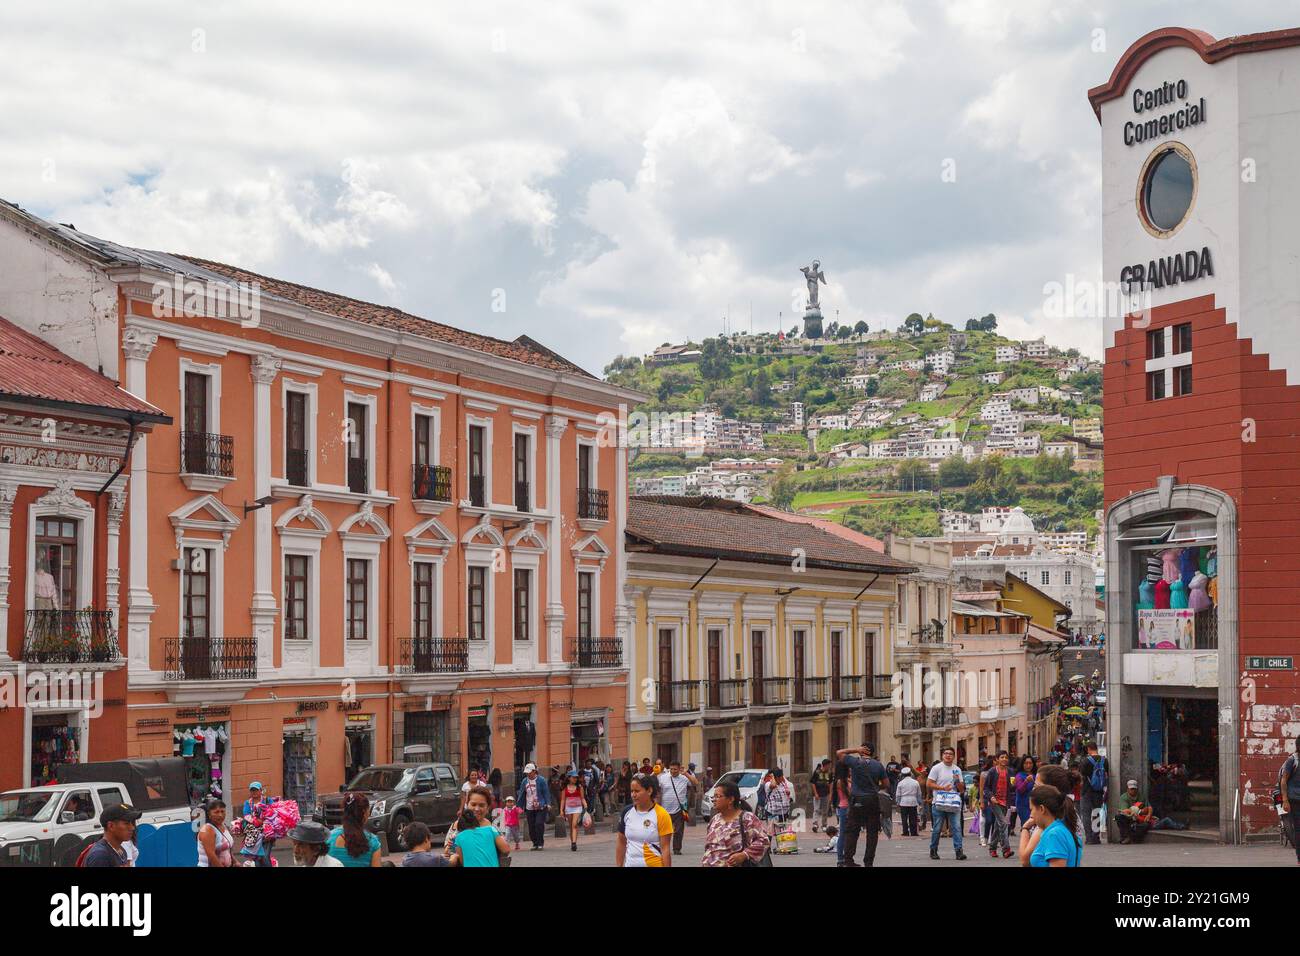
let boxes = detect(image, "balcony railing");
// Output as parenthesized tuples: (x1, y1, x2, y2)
(795, 676, 830, 706)
(412, 463, 452, 502)
(577, 487, 609, 521)
(901, 707, 929, 730)
(181, 431, 234, 477)
(706, 677, 748, 709)
(655, 680, 700, 714)
(942, 705, 962, 726)
(515, 480, 530, 513)
(398, 637, 469, 674)
(911, 622, 946, 644)
(836, 675, 864, 701)
(347, 458, 368, 494)
(468, 474, 486, 508)
(752, 676, 791, 706)
(23, 610, 118, 664)
(286, 448, 309, 487)
(869, 674, 894, 699)
(163, 637, 257, 681)
(575, 636, 622, 668)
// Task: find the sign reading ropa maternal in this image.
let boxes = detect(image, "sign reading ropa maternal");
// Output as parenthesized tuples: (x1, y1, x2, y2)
(1124, 78, 1207, 145)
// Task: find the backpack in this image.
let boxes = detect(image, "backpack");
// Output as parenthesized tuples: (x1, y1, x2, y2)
(1088, 756, 1107, 793)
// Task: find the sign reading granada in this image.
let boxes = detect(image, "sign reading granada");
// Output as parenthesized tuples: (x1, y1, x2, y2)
(1120, 247, 1213, 291)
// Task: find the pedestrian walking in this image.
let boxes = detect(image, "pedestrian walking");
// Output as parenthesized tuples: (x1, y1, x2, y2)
(657, 760, 696, 854)
(617, 773, 673, 868)
(561, 771, 587, 852)
(914, 760, 929, 832)
(501, 796, 522, 850)
(241, 781, 265, 817)
(196, 798, 234, 868)
(288, 820, 343, 867)
(701, 780, 770, 867)
(1014, 756, 1036, 833)
(926, 747, 968, 861)
(1080, 741, 1107, 845)
(809, 758, 833, 832)
(1035, 763, 1086, 845)
(400, 821, 448, 866)
(326, 792, 382, 867)
(488, 767, 503, 806)
(1279, 737, 1300, 864)
(895, 767, 921, 836)
(617, 761, 635, 807)
(835, 743, 887, 867)
(833, 758, 851, 864)
(983, 751, 1014, 859)
(1018, 785, 1082, 868)
(448, 789, 511, 868)
(516, 762, 551, 851)
(78, 803, 141, 867)
(762, 767, 794, 826)
(459, 768, 486, 812)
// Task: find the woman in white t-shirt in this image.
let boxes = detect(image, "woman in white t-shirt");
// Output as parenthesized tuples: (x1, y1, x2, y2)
(459, 769, 485, 812)
(197, 799, 235, 868)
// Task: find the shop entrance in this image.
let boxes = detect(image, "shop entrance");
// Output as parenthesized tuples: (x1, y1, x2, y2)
(750, 733, 772, 768)
(29, 711, 81, 786)
(706, 737, 728, 776)
(1147, 695, 1218, 831)
(344, 720, 373, 782)
(512, 707, 536, 775)
(570, 719, 606, 769)
(282, 724, 317, 808)
(467, 709, 492, 777)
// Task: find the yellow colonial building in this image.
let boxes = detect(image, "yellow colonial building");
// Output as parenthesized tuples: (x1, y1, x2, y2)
(623, 497, 915, 779)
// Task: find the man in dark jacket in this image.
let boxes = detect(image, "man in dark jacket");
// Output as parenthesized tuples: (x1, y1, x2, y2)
(835, 743, 888, 867)
(1080, 741, 1107, 846)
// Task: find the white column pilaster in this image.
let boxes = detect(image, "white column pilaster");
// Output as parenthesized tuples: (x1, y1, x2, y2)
(122, 327, 158, 677)
(106, 482, 127, 637)
(0, 482, 15, 662)
(249, 354, 281, 671)
(544, 414, 567, 664)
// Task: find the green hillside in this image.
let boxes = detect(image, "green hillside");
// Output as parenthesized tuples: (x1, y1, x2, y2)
(606, 316, 1103, 539)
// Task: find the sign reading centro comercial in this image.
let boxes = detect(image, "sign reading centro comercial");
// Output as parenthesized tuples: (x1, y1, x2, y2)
(1125, 79, 1206, 146)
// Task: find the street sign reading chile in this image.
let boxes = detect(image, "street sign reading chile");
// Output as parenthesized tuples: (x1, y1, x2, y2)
(1245, 656, 1293, 670)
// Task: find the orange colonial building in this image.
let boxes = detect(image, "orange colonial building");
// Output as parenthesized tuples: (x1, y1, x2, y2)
(0, 200, 639, 809)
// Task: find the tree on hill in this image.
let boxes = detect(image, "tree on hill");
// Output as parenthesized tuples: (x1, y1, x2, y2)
(750, 368, 773, 406)
(698, 337, 732, 381)
(965, 313, 997, 332)
(836, 325, 852, 339)
(769, 464, 798, 510)
(788, 326, 800, 338)
(854, 320, 869, 335)
(656, 367, 694, 402)
(937, 455, 976, 487)
(603, 354, 641, 378)
(901, 313, 925, 335)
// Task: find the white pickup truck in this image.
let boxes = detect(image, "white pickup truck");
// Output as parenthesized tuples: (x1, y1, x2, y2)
(0, 759, 191, 867)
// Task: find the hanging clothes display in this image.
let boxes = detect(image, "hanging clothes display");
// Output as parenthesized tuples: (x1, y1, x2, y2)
(30, 716, 79, 785)
(175, 722, 229, 804)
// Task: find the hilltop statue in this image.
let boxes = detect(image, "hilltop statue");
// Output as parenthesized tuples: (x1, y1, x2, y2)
(800, 259, 826, 311)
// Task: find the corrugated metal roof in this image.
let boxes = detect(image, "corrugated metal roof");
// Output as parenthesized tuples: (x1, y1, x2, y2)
(0, 314, 168, 421)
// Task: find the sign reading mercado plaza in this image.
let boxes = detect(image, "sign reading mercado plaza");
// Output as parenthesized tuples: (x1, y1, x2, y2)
(1119, 77, 1213, 294)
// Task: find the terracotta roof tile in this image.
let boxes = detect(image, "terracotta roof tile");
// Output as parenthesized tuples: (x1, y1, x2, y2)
(627, 496, 915, 574)
(0, 315, 168, 421)
(172, 256, 594, 378)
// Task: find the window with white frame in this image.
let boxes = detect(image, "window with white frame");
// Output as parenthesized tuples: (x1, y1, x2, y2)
(284, 554, 310, 641)
(468, 565, 487, 640)
(1040, 570, 1050, 587)
(513, 568, 531, 641)
(346, 558, 370, 640)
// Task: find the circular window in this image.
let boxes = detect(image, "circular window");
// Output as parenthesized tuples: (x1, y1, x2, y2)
(1137, 142, 1196, 237)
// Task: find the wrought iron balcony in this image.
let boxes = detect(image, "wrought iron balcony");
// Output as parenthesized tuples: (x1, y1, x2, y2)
(515, 480, 530, 513)
(942, 705, 962, 726)
(398, 637, 469, 674)
(577, 487, 609, 521)
(911, 622, 946, 644)
(412, 463, 452, 502)
(347, 457, 368, 494)
(752, 676, 791, 706)
(163, 637, 257, 681)
(286, 447, 310, 487)
(835, 675, 865, 701)
(794, 676, 830, 706)
(23, 610, 118, 664)
(869, 674, 894, 699)
(901, 707, 929, 730)
(575, 636, 621, 668)
(181, 431, 234, 477)
(655, 679, 701, 714)
(468, 474, 486, 508)
(706, 677, 748, 709)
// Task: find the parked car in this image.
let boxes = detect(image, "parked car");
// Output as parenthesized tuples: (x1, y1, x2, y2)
(699, 768, 768, 820)
(313, 762, 460, 852)
(0, 758, 191, 866)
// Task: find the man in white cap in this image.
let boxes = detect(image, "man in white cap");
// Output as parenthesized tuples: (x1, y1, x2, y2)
(895, 766, 922, 836)
(515, 762, 551, 851)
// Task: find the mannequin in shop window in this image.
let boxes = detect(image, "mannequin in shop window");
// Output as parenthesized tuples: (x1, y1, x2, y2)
(34, 552, 59, 611)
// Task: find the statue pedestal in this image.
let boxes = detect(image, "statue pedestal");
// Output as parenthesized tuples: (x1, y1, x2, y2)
(802, 307, 823, 340)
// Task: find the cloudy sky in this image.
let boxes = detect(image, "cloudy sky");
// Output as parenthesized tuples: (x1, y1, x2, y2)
(0, 1, 1292, 372)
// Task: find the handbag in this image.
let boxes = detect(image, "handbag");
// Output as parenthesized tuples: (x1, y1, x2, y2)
(738, 811, 773, 868)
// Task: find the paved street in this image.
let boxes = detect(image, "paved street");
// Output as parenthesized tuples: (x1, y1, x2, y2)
(377, 817, 1295, 868)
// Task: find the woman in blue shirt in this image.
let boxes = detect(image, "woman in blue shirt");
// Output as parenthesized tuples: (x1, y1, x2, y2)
(327, 791, 383, 867)
(1019, 784, 1082, 868)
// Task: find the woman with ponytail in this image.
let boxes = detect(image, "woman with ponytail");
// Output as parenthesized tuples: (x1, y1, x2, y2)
(1019, 785, 1082, 867)
(327, 791, 383, 867)
(1035, 763, 1085, 845)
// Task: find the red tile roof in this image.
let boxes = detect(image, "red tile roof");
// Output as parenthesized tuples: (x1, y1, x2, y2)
(0, 315, 168, 422)
(746, 504, 887, 552)
(627, 496, 915, 574)
(173, 255, 595, 378)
